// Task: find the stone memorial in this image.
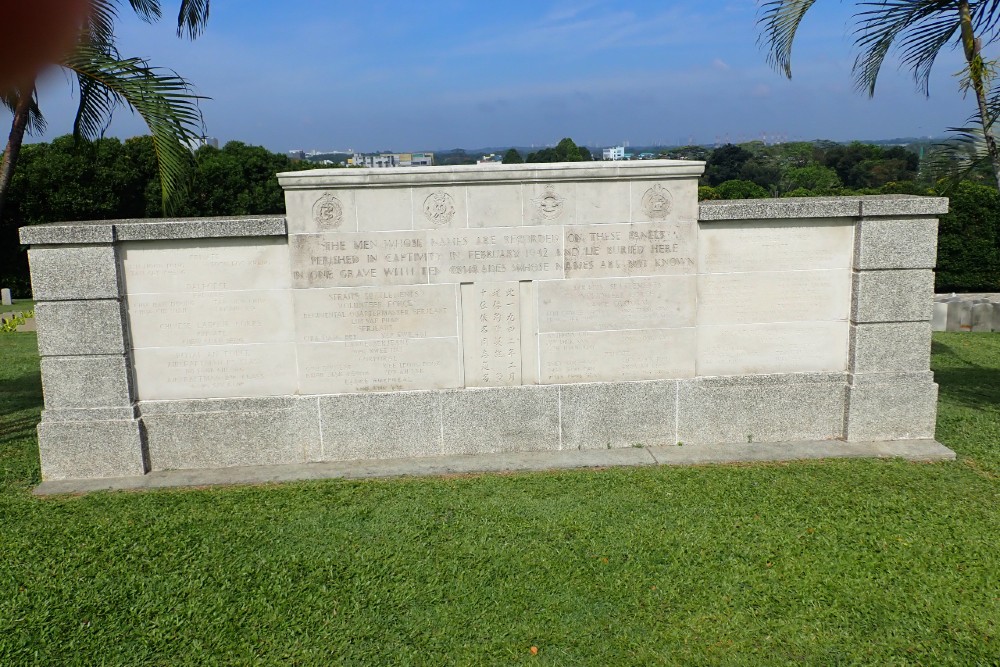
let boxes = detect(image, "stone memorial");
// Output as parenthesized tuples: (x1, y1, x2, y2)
(20, 162, 954, 488)
(1, 288, 11, 306)
(932, 293, 1000, 332)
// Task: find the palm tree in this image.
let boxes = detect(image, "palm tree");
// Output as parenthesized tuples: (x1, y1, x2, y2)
(759, 0, 1000, 189)
(0, 0, 211, 217)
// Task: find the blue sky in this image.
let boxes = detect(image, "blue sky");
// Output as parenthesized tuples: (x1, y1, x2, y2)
(4, 0, 983, 152)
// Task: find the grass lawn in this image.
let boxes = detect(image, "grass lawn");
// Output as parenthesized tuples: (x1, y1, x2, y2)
(1, 332, 998, 665)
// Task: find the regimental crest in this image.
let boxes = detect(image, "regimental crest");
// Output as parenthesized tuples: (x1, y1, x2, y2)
(531, 184, 565, 220)
(423, 191, 456, 225)
(641, 184, 673, 221)
(312, 193, 344, 230)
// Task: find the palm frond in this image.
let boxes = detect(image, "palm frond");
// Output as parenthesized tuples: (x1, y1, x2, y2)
(1, 88, 46, 135)
(63, 44, 207, 212)
(128, 0, 163, 23)
(176, 0, 210, 39)
(757, 0, 818, 78)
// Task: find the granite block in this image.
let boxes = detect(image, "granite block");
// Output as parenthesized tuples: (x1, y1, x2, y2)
(851, 270, 934, 323)
(676, 375, 846, 444)
(850, 322, 932, 374)
(37, 419, 146, 479)
(858, 195, 949, 217)
(39, 356, 133, 409)
(854, 217, 938, 269)
(142, 396, 320, 470)
(699, 197, 860, 221)
(318, 391, 443, 460)
(28, 245, 120, 300)
(113, 215, 286, 241)
(35, 300, 126, 356)
(844, 373, 938, 441)
(19, 221, 115, 245)
(559, 381, 677, 450)
(440, 385, 560, 455)
(42, 406, 138, 422)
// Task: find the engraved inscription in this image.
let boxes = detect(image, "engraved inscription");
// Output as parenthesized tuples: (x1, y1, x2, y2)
(697, 269, 851, 325)
(538, 328, 696, 384)
(563, 222, 697, 279)
(297, 338, 461, 394)
(427, 228, 563, 282)
(699, 219, 854, 273)
(313, 193, 344, 230)
(462, 282, 521, 387)
(293, 284, 458, 342)
(423, 191, 456, 225)
(641, 184, 673, 220)
(698, 322, 850, 376)
(290, 232, 435, 288)
(536, 276, 696, 332)
(531, 184, 565, 221)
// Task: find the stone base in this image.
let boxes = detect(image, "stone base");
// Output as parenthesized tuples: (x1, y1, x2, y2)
(32, 439, 956, 495)
(37, 419, 146, 480)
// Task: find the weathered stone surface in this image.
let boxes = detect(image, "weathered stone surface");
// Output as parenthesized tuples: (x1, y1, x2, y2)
(42, 406, 137, 422)
(114, 216, 286, 241)
(855, 217, 938, 270)
(697, 322, 849, 376)
(698, 270, 851, 325)
(143, 397, 320, 470)
(39, 356, 133, 409)
(699, 197, 860, 221)
(19, 220, 116, 245)
(297, 338, 461, 394)
(35, 300, 126, 356)
(319, 391, 442, 460)
(285, 188, 358, 235)
(28, 245, 120, 300)
(536, 275, 696, 332)
(851, 270, 934, 323)
(0, 288, 10, 305)
(858, 195, 948, 217)
(946, 300, 972, 331)
(563, 221, 697, 279)
(289, 231, 431, 288)
(559, 380, 676, 450)
(850, 322, 932, 374)
(413, 186, 469, 230)
(440, 385, 560, 455)
(428, 227, 563, 282)
(576, 179, 631, 224)
(931, 301, 948, 332)
(845, 373, 938, 441)
(461, 282, 521, 387)
(676, 374, 846, 444)
(538, 328, 697, 384)
(699, 218, 854, 273)
(633, 179, 699, 222)
(467, 184, 522, 228)
(37, 419, 146, 479)
(356, 186, 413, 232)
(971, 302, 994, 331)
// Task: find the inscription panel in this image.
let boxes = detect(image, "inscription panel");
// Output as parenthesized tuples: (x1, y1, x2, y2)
(289, 232, 433, 288)
(462, 282, 521, 387)
(294, 284, 458, 342)
(537, 276, 695, 332)
(133, 343, 298, 400)
(698, 269, 851, 325)
(129, 290, 294, 348)
(427, 228, 563, 283)
(297, 338, 462, 394)
(698, 322, 850, 376)
(563, 222, 697, 279)
(538, 328, 697, 384)
(699, 219, 854, 273)
(121, 238, 290, 294)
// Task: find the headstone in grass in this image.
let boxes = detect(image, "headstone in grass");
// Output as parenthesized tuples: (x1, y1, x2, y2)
(971, 303, 994, 332)
(931, 301, 948, 332)
(0, 288, 10, 306)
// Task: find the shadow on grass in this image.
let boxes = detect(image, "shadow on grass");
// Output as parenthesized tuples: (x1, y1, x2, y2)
(932, 339, 1000, 412)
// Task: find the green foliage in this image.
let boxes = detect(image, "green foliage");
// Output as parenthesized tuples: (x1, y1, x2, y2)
(697, 185, 721, 201)
(936, 181, 1000, 292)
(501, 148, 523, 164)
(715, 179, 770, 199)
(781, 164, 843, 194)
(526, 137, 587, 163)
(703, 143, 753, 186)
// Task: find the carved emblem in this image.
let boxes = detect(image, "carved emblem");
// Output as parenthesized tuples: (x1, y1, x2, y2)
(531, 184, 565, 220)
(312, 193, 344, 230)
(641, 184, 673, 221)
(423, 191, 455, 225)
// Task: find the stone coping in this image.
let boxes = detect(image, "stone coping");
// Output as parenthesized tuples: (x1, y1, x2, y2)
(277, 160, 705, 188)
(32, 439, 955, 496)
(18, 195, 949, 246)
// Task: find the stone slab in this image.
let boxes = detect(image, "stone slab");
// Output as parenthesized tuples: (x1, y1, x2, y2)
(699, 198, 861, 221)
(36, 419, 146, 480)
(34, 300, 126, 356)
(931, 301, 948, 332)
(39, 355, 133, 409)
(412, 185, 469, 230)
(631, 179, 699, 223)
(536, 275, 696, 332)
(0, 288, 10, 305)
(114, 216, 286, 241)
(562, 222, 697, 279)
(559, 380, 677, 450)
(285, 188, 358, 235)
(697, 322, 849, 376)
(428, 227, 564, 283)
(538, 328, 697, 384)
(467, 184, 522, 228)
(121, 237, 290, 294)
(698, 218, 854, 273)
(851, 270, 934, 323)
(845, 374, 938, 441)
(698, 269, 851, 325)
(971, 302, 995, 331)
(946, 300, 972, 331)
(297, 338, 461, 394)
(461, 282, 521, 387)
(356, 186, 413, 232)
(42, 407, 137, 422)
(289, 231, 431, 288)
(858, 195, 948, 217)
(850, 322, 932, 374)
(855, 217, 938, 269)
(28, 245, 120, 300)
(440, 385, 560, 455)
(318, 391, 443, 460)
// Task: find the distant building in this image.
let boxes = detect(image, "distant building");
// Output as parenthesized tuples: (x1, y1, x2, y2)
(477, 153, 503, 165)
(349, 152, 434, 167)
(602, 146, 625, 161)
(184, 136, 219, 152)
(288, 149, 306, 160)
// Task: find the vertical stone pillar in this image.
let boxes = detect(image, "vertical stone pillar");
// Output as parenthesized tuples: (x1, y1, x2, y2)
(844, 198, 947, 441)
(20, 224, 146, 479)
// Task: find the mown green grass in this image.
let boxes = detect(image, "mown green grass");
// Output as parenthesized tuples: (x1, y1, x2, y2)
(1, 332, 999, 665)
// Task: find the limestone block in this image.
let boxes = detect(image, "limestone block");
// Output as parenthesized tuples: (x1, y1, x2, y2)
(428, 227, 563, 283)
(440, 385, 560, 455)
(698, 218, 854, 273)
(356, 186, 412, 232)
(467, 184, 522, 228)
(676, 374, 846, 445)
(412, 185, 468, 230)
(563, 221, 698, 279)
(142, 397, 320, 470)
(850, 322, 932, 374)
(946, 300, 971, 331)
(28, 245, 120, 300)
(844, 373, 938, 441)
(285, 188, 358, 234)
(525, 182, 576, 224)
(40, 356, 133, 409)
(461, 282, 521, 387)
(697, 322, 849, 376)
(931, 302, 948, 332)
(538, 328, 697, 384)
(854, 217, 938, 269)
(971, 302, 994, 331)
(536, 275, 696, 332)
(574, 179, 631, 224)
(37, 419, 146, 479)
(35, 300, 126, 356)
(289, 231, 431, 288)
(559, 380, 676, 450)
(319, 391, 443, 460)
(631, 179, 697, 222)
(698, 269, 851, 325)
(851, 270, 934, 323)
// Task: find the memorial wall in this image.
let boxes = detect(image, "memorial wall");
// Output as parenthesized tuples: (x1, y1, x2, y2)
(20, 162, 951, 484)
